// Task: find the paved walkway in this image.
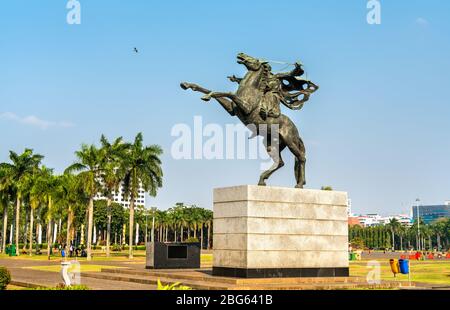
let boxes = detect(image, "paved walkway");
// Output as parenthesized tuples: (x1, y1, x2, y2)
(0, 258, 156, 290)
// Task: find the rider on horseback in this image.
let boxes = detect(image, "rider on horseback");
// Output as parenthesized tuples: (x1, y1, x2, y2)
(259, 62, 309, 121)
(180, 53, 319, 188)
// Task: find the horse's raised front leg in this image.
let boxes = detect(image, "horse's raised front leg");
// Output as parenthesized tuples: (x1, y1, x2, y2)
(180, 82, 235, 116)
(180, 82, 210, 94)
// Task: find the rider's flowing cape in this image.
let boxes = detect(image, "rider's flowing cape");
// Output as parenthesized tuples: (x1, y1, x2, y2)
(276, 69, 319, 110)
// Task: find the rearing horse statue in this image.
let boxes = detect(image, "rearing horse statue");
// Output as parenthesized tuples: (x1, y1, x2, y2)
(180, 53, 318, 188)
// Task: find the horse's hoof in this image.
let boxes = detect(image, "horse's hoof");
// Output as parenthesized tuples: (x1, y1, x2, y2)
(258, 182, 267, 186)
(295, 184, 304, 189)
(201, 95, 212, 101)
(180, 82, 190, 90)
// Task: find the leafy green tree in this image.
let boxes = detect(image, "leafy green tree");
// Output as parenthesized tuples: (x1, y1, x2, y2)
(93, 200, 126, 241)
(120, 133, 163, 259)
(350, 237, 364, 250)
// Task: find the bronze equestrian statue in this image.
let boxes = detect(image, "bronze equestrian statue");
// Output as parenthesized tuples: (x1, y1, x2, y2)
(180, 53, 318, 188)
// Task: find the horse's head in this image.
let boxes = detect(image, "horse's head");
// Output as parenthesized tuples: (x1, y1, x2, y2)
(236, 53, 267, 71)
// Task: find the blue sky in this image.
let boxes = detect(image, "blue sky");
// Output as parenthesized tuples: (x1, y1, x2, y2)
(1, 1, 449, 215)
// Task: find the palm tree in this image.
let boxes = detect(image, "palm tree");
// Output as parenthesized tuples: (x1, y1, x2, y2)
(198, 208, 206, 248)
(203, 210, 213, 249)
(420, 224, 433, 251)
(430, 218, 447, 251)
(65, 144, 102, 260)
(156, 210, 168, 242)
(0, 149, 43, 256)
(410, 218, 424, 250)
(171, 203, 186, 242)
(27, 167, 46, 255)
(33, 167, 59, 260)
(120, 133, 163, 259)
(99, 135, 129, 257)
(396, 224, 405, 251)
(190, 206, 203, 240)
(387, 218, 400, 251)
(57, 173, 85, 252)
(0, 166, 14, 253)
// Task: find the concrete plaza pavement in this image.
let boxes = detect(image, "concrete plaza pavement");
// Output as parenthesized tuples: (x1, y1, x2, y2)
(0, 257, 156, 290)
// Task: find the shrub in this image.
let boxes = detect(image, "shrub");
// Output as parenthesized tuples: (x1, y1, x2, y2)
(111, 244, 122, 252)
(0, 267, 11, 290)
(185, 237, 199, 243)
(121, 245, 145, 251)
(157, 279, 191, 290)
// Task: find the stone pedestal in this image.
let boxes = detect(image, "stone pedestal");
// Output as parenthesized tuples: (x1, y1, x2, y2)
(212, 185, 349, 278)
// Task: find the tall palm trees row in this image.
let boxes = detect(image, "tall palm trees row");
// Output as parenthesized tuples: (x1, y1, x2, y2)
(150, 203, 213, 248)
(349, 217, 450, 251)
(0, 132, 163, 260)
(91, 201, 214, 249)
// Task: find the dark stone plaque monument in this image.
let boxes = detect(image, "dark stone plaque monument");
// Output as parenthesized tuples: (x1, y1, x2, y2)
(145, 242, 201, 269)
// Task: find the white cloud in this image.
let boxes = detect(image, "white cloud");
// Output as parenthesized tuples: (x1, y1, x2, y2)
(416, 17, 429, 27)
(0, 112, 74, 130)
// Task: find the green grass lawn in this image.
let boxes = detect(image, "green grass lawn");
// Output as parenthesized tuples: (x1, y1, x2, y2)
(1, 251, 212, 262)
(0, 252, 145, 261)
(23, 264, 126, 273)
(4, 251, 448, 286)
(350, 259, 450, 285)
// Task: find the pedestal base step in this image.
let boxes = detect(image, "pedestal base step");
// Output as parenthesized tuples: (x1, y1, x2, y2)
(212, 267, 349, 278)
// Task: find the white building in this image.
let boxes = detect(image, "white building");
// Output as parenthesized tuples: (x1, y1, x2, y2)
(378, 215, 412, 226)
(112, 183, 146, 208)
(95, 181, 146, 208)
(394, 214, 412, 226)
(357, 213, 412, 227)
(358, 214, 382, 227)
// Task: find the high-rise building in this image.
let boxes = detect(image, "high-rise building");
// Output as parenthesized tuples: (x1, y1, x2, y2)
(95, 181, 146, 208)
(412, 203, 450, 224)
